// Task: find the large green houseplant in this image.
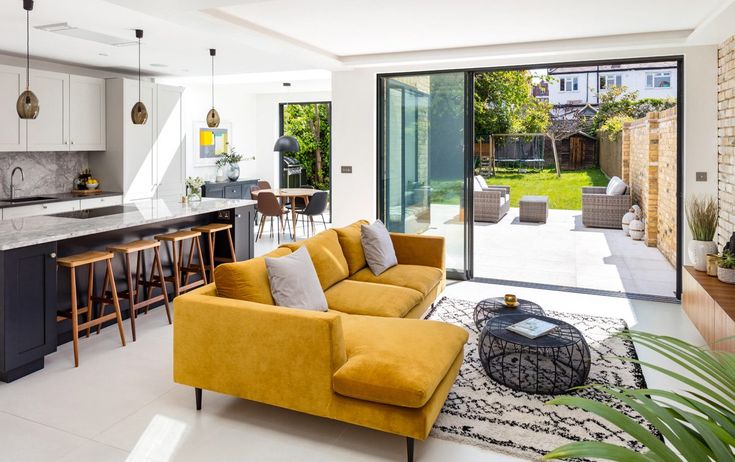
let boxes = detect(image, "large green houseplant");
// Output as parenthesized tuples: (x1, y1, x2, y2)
(544, 331, 735, 462)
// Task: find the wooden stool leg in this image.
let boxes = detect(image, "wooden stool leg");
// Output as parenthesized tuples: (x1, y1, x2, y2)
(85, 262, 94, 338)
(96, 266, 111, 335)
(195, 236, 208, 285)
(170, 242, 181, 297)
(124, 253, 137, 342)
(226, 228, 236, 263)
(208, 233, 216, 282)
(154, 247, 172, 324)
(183, 238, 195, 288)
(106, 259, 126, 347)
(70, 267, 80, 367)
(135, 251, 143, 309)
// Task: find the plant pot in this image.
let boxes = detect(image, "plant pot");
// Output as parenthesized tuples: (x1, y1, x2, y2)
(718, 266, 735, 284)
(688, 240, 717, 272)
(706, 253, 719, 277)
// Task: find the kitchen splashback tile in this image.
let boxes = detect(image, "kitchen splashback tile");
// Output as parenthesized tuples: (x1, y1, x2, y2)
(0, 152, 89, 200)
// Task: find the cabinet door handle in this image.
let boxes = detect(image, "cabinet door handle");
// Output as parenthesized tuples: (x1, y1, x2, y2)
(49, 252, 57, 259)
(71, 141, 74, 145)
(42, 205, 48, 209)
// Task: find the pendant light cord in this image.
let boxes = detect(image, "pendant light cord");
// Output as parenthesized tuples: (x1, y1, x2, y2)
(138, 35, 141, 101)
(211, 53, 215, 109)
(26, 10, 30, 90)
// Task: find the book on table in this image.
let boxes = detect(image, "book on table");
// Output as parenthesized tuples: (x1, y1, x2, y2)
(506, 317, 558, 339)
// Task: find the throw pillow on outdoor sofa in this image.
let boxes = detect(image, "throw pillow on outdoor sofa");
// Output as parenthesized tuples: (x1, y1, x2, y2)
(265, 246, 328, 311)
(606, 176, 627, 195)
(361, 220, 398, 276)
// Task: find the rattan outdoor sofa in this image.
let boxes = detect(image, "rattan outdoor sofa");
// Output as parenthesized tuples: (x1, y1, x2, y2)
(581, 186, 631, 229)
(474, 175, 510, 223)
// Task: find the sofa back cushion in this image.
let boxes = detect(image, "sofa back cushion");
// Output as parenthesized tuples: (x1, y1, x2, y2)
(279, 229, 350, 290)
(606, 176, 627, 195)
(334, 220, 369, 275)
(214, 247, 292, 304)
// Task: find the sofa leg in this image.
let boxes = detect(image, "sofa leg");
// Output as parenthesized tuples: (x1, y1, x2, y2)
(195, 387, 202, 411)
(406, 437, 414, 462)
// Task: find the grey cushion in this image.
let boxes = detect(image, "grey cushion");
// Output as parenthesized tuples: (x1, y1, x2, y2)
(265, 246, 328, 311)
(361, 220, 398, 276)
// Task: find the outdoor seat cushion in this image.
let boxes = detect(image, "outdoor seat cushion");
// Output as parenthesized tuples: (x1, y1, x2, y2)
(279, 229, 350, 290)
(334, 314, 468, 408)
(214, 247, 293, 305)
(334, 220, 370, 275)
(324, 280, 422, 317)
(350, 264, 443, 297)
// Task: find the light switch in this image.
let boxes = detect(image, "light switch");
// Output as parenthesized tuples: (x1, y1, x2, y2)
(341, 166, 353, 174)
(696, 172, 707, 182)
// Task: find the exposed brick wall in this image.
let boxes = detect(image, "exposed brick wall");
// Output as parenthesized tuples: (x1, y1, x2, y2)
(718, 37, 735, 249)
(622, 108, 677, 266)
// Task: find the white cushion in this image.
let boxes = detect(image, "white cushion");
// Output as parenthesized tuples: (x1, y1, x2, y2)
(265, 246, 328, 311)
(606, 176, 627, 195)
(361, 220, 398, 276)
(476, 175, 490, 189)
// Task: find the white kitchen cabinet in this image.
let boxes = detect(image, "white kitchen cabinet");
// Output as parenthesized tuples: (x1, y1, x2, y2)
(69, 75, 106, 151)
(0, 65, 105, 152)
(79, 194, 123, 210)
(26, 70, 69, 151)
(90, 79, 184, 202)
(2, 200, 78, 220)
(0, 65, 25, 151)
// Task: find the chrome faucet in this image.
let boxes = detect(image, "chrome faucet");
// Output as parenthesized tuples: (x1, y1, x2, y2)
(10, 166, 24, 201)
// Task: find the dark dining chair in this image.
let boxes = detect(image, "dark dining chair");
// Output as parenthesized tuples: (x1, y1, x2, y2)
(296, 191, 328, 237)
(287, 185, 314, 212)
(256, 191, 291, 243)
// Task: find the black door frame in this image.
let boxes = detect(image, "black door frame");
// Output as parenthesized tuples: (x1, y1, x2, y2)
(377, 55, 684, 298)
(278, 101, 333, 222)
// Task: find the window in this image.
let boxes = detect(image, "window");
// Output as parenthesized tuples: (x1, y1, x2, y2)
(599, 74, 622, 89)
(559, 77, 578, 92)
(646, 71, 672, 89)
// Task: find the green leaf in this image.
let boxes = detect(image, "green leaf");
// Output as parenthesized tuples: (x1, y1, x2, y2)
(543, 441, 656, 461)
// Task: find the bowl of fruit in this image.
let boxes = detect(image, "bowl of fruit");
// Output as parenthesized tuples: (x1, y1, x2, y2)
(85, 178, 99, 190)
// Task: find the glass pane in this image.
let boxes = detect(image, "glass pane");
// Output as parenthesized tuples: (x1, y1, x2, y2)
(380, 72, 467, 274)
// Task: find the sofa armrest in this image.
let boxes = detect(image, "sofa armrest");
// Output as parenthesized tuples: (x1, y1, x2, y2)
(173, 284, 346, 411)
(485, 185, 510, 195)
(389, 233, 445, 271)
(582, 186, 607, 195)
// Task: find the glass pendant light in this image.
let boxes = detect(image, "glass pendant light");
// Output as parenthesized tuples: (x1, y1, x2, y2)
(206, 48, 220, 128)
(16, 0, 39, 120)
(131, 29, 148, 125)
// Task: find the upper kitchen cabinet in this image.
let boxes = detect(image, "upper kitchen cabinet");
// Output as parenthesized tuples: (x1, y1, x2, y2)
(26, 70, 68, 151)
(0, 65, 106, 152)
(0, 66, 24, 151)
(69, 75, 106, 151)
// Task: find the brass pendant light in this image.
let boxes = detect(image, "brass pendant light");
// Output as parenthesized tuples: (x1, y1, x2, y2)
(206, 48, 220, 128)
(131, 29, 148, 125)
(16, 0, 39, 120)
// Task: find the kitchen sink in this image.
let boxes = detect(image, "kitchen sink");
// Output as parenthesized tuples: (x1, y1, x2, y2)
(0, 196, 54, 204)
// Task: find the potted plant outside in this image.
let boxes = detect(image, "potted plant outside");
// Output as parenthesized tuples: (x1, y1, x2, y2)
(718, 250, 735, 284)
(685, 195, 718, 271)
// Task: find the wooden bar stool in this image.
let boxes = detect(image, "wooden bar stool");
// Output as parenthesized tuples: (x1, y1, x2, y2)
(56, 251, 126, 367)
(191, 223, 236, 282)
(155, 230, 208, 297)
(107, 240, 172, 342)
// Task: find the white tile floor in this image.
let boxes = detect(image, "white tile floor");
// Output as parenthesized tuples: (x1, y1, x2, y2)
(0, 280, 699, 462)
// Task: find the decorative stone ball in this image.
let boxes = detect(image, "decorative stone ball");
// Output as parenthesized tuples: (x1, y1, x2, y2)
(629, 219, 645, 240)
(631, 204, 642, 217)
(622, 208, 638, 235)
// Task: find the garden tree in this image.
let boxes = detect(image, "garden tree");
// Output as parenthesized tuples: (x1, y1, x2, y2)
(474, 71, 551, 140)
(591, 86, 676, 140)
(546, 106, 581, 178)
(283, 103, 331, 190)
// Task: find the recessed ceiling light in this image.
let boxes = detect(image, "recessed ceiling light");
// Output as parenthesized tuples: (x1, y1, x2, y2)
(150, 63, 168, 68)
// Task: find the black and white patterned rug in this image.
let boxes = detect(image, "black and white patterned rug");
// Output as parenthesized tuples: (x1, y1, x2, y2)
(427, 297, 648, 461)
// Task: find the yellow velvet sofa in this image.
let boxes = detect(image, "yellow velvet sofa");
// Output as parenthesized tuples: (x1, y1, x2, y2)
(173, 221, 468, 461)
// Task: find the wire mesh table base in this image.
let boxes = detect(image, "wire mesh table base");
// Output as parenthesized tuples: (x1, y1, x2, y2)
(479, 314, 591, 395)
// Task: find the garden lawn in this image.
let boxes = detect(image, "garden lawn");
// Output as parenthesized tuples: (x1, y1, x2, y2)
(484, 167, 609, 210)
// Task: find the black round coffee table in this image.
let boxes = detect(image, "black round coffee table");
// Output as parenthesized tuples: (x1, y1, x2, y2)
(473, 297, 545, 330)
(478, 314, 591, 395)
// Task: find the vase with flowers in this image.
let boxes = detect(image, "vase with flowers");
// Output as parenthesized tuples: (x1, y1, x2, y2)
(185, 176, 205, 202)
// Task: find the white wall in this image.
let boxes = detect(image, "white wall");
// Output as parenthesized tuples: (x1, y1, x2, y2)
(330, 45, 718, 268)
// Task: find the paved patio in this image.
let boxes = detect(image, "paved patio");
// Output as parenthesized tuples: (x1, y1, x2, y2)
(473, 207, 676, 297)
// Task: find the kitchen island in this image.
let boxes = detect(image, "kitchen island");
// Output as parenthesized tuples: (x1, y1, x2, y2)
(0, 197, 256, 382)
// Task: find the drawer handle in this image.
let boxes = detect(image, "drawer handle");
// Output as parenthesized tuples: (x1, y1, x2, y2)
(49, 252, 57, 259)
(42, 205, 48, 209)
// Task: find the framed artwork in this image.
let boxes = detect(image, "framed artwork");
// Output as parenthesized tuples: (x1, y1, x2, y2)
(193, 122, 232, 166)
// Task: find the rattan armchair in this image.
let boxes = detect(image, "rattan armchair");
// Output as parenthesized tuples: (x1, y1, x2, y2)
(581, 186, 631, 229)
(474, 184, 510, 223)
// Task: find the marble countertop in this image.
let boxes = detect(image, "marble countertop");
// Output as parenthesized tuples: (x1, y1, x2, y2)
(0, 197, 256, 251)
(0, 191, 123, 209)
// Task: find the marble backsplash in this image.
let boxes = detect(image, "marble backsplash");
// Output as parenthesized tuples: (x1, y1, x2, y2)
(0, 152, 89, 200)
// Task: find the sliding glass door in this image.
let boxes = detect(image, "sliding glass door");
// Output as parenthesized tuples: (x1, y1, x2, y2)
(378, 72, 472, 278)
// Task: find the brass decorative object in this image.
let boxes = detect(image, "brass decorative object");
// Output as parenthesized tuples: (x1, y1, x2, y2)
(206, 48, 220, 128)
(17, 0, 39, 120)
(131, 29, 148, 125)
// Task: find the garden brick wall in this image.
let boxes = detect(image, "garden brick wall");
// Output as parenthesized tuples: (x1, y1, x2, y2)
(622, 107, 677, 266)
(718, 37, 735, 249)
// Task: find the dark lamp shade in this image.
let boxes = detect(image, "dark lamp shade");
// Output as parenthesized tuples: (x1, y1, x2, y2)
(206, 108, 220, 128)
(17, 90, 39, 119)
(273, 135, 299, 153)
(131, 101, 148, 125)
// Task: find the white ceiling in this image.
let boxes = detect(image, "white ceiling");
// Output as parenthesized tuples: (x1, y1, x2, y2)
(0, 0, 732, 78)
